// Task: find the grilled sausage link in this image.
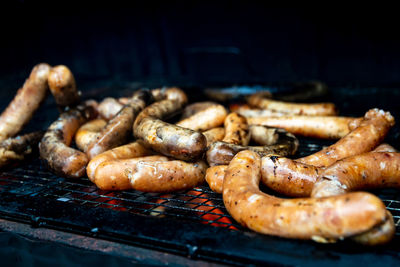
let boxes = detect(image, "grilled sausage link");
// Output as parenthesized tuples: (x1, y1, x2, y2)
(207, 129, 298, 166)
(39, 102, 97, 178)
(222, 113, 250, 146)
(223, 150, 389, 242)
(48, 65, 81, 111)
(0, 131, 44, 168)
(86, 89, 151, 159)
(134, 87, 206, 161)
(94, 156, 207, 192)
(87, 141, 152, 182)
(176, 104, 227, 132)
(247, 116, 361, 139)
(0, 63, 51, 141)
(75, 119, 107, 152)
(203, 127, 225, 147)
(181, 101, 217, 119)
(247, 92, 337, 116)
(97, 97, 125, 120)
(261, 141, 398, 198)
(298, 109, 395, 167)
(312, 152, 400, 198)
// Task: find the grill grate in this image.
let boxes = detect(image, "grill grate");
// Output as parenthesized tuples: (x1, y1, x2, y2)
(0, 137, 399, 235)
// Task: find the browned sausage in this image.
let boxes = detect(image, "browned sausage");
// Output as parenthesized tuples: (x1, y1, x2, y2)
(202, 127, 225, 147)
(223, 150, 389, 242)
(134, 87, 206, 161)
(86, 89, 151, 159)
(249, 125, 279, 146)
(0, 131, 44, 168)
(247, 116, 360, 139)
(176, 104, 227, 131)
(298, 109, 395, 167)
(207, 129, 298, 166)
(48, 65, 81, 111)
(261, 142, 398, 198)
(222, 113, 250, 146)
(87, 141, 153, 182)
(0, 63, 51, 141)
(39, 102, 98, 178)
(261, 156, 320, 197)
(311, 152, 400, 198)
(75, 119, 107, 152)
(205, 165, 227, 194)
(181, 101, 217, 119)
(97, 97, 124, 120)
(94, 156, 207, 192)
(247, 92, 337, 116)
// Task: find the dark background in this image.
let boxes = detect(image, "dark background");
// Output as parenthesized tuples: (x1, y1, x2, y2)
(1, 3, 400, 92)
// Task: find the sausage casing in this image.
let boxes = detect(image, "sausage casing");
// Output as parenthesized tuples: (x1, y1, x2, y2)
(223, 150, 388, 242)
(0, 63, 51, 141)
(48, 65, 80, 111)
(39, 102, 97, 178)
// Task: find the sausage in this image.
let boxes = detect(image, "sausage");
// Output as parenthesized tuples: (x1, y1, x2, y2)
(234, 106, 287, 118)
(350, 212, 395, 246)
(0, 63, 51, 141)
(247, 92, 337, 116)
(207, 129, 298, 166)
(249, 125, 279, 146)
(223, 150, 389, 242)
(205, 165, 227, 193)
(134, 87, 207, 161)
(75, 119, 107, 152)
(261, 141, 398, 198)
(298, 109, 395, 167)
(87, 141, 152, 182)
(39, 102, 98, 178)
(176, 104, 227, 131)
(261, 156, 320, 197)
(311, 152, 400, 198)
(97, 97, 124, 120)
(86, 89, 151, 159)
(94, 156, 207, 192)
(181, 101, 217, 119)
(48, 65, 81, 111)
(202, 127, 225, 147)
(247, 116, 361, 139)
(222, 113, 250, 146)
(0, 131, 44, 168)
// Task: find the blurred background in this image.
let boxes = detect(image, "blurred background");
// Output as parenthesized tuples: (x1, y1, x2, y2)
(1, 3, 400, 92)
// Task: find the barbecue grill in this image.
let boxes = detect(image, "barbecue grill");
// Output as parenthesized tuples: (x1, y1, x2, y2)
(1, 4, 400, 266)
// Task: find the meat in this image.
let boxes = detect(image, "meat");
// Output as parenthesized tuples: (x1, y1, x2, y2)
(97, 97, 125, 120)
(134, 87, 206, 161)
(48, 65, 81, 111)
(0, 63, 51, 141)
(311, 152, 400, 198)
(247, 116, 360, 139)
(207, 128, 298, 166)
(222, 113, 250, 146)
(93, 156, 207, 192)
(298, 109, 395, 167)
(0, 131, 44, 168)
(74, 119, 106, 152)
(223, 150, 389, 242)
(249, 125, 279, 146)
(202, 127, 225, 147)
(87, 141, 152, 182)
(247, 92, 337, 116)
(39, 101, 98, 178)
(205, 165, 227, 194)
(176, 104, 227, 131)
(86, 89, 151, 159)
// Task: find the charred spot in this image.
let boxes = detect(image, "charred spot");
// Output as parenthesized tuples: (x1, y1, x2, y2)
(234, 201, 238, 205)
(280, 216, 284, 220)
(345, 197, 350, 202)
(273, 165, 277, 177)
(270, 155, 278, 163)
(382, 179, 386, 184)
(287, 173, 292, 181)
(246, 165, 249, 168)
(273, 203, 280, 207)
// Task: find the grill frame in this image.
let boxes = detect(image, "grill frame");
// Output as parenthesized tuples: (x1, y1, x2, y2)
(1, 86, 400, 265)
